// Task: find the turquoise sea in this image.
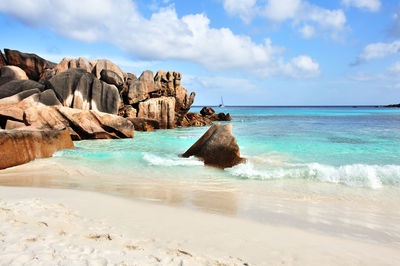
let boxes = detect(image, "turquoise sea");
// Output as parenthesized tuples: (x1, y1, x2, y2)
(2, 106, 400, 246)
(57, 106, 400, 189)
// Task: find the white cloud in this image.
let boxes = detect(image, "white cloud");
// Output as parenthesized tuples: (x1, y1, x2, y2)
(387, 61, 400, 74)
(0, 0, 320, 79)
(341, 0, 381, 12)
(263, 0, 301, 21)
(354, 40, 400, 64)
(223, 0, 257, 24)
(283, 55, 320, 78)
(222, 0, 346, 40)
(299, 24, 315, 39)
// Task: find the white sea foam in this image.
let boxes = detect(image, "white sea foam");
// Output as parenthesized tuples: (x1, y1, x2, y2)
(228, 158, 400, 189)
(143, 153, 203, 166)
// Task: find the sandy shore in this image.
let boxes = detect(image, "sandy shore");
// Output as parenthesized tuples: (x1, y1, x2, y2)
(1, 186, 400, 265)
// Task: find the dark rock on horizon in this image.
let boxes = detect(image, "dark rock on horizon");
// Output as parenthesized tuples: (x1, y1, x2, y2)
(182, 123, 245, 168)
(209, 112, 232, 121)
(47, 68, 120, 114)
(385, 103, 400, 108)
(4, 49, 56, 81)
(0, 128, 74, 170)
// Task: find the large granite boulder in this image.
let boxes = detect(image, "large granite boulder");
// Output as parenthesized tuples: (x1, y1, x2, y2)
(0, 66, 29, 86)
(208, 112, 232, 121)
(0, 128, 74, 170)
(47, 68, 120, 114)
(182, 123, 245, 168)
(4, 49, 56, 81)
(91, 59, 125, 82)
(137, 97, 175, 129)
(0, 80, 45, 99)
(126, 70, 156, 104)
(0, 89, 60, 106)
(100, 69, 124, 90)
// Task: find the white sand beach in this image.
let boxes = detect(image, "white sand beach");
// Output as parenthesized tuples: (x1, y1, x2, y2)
(1, 185, 400, 265)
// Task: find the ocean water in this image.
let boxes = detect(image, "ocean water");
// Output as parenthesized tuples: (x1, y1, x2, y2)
(2, 106, 400, 245)
(55, 106, 400, 189)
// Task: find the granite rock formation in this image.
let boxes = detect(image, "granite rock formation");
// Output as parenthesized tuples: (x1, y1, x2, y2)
(46, 68, 120, 114)
(0, 128, 74, 170)
(182, 123, 245, 168)
(4, 49, 56, 81)
(0, 66, 29, 86)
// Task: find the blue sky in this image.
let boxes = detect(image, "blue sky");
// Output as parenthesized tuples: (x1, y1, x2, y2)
(0, 0, 399, 105)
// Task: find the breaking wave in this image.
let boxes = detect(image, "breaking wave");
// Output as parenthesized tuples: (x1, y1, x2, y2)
(142, 153, 203, 166)
(228, 156, 400, 189)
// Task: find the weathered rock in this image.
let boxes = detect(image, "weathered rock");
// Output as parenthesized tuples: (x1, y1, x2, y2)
(137, 97, 175, 129)
(182, 123, 245, 168)
(0, 80, 45, 99)
(0, 66, 29, 86)
(126, 70, 156, 104)
(179, 112, 212, 127)
(0, 89, 40, 105)
(50, 57, 92, 77)
(5, 120, 25, 130)
(174, 87, 195, 124)
(47, 68, 120, 114)
(0, 96, 135, 140)
(0, 128, 73, 170)
(209, 112, 232, 121)
(91, 59, 125, 82)
(127, 117, 159, 131)
(100, 69, 124, 89)
(200, 107, 215, 116)
(4, 49, 56, 81)
(118, 105, 137, 119)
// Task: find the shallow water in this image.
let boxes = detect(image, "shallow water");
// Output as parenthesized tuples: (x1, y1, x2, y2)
(1, 106, 400, 247)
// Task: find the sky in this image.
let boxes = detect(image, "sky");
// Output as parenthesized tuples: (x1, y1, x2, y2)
(0, 0, 399, 106)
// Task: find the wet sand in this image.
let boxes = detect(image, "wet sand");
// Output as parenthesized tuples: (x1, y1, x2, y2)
(1, 160, 400, 264)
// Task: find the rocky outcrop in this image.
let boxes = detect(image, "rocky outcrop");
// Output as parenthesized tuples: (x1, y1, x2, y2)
(200, 107, 215, 116)
(182, 123, 245, 168)
(4, 49, 56, 81)
(151, 70, 194, 125)
(0, 128, 74, 170)
(126, 70, 157, 104)
(0, 98, 134, 140)
(51, 57, 92, 77)
(0, 80, 45, 99)
(47, 68, 120, 114)
(179, 112, 212, 127)
(208, 112, 232, 121)
(137, 97, 175, 129)
(0, 66, 29, 86)
(127, 118, 159, 132)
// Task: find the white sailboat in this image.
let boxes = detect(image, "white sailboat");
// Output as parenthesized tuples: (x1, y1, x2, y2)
(219, 96, 225, 108)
